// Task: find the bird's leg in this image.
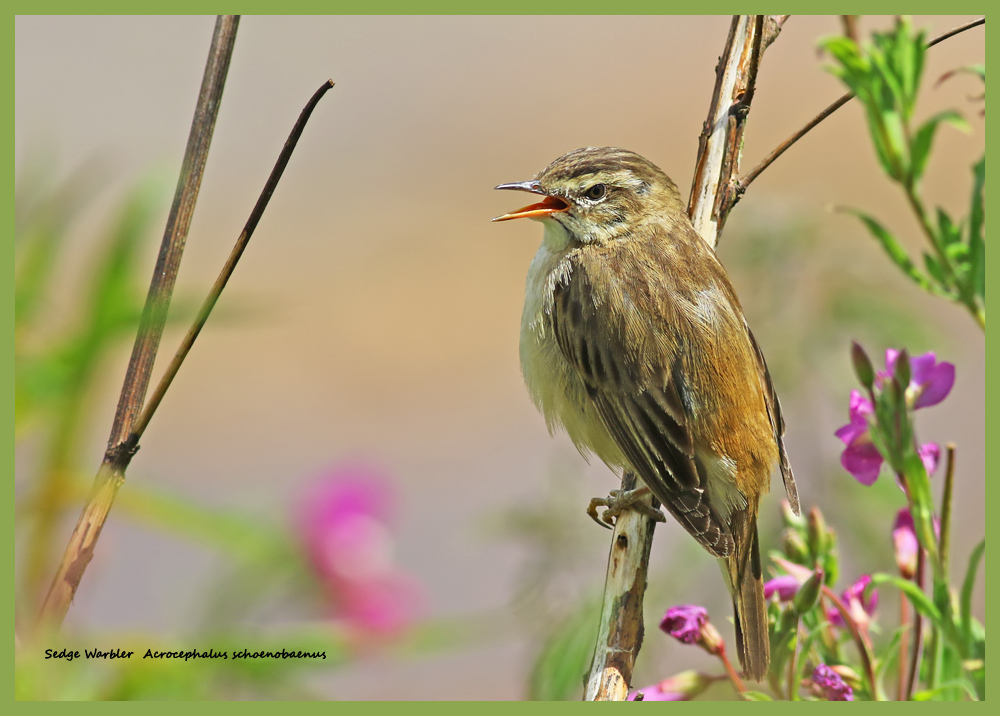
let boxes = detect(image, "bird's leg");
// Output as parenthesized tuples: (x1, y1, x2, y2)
(587, 485, 667, 529)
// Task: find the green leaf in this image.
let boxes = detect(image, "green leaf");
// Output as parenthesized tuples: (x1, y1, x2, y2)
(528, 601, 600, 700)
(923, 252, 947, 287)
(913, 679, 980, 701)
(960, 538, 985, 650)
(869, 573, 943, 628)
(842, 208, 933, 290)
(873, 625, 907, 682)
(911, 111, 969, 182)
(742, 690, 774, 701)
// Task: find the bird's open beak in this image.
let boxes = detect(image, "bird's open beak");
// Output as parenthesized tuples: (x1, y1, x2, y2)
(492, 180, 569, 222)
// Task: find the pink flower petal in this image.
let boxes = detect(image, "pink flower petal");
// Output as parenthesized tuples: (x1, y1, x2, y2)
(841, 441, 883, 485)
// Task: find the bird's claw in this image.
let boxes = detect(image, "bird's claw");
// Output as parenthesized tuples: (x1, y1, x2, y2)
(587, 487, 666, 529)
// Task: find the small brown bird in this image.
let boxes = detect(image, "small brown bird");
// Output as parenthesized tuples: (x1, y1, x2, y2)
(494, 147, 799, 681)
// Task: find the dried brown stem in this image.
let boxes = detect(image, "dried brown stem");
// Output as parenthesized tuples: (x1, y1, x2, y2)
(135, 79, 336, 437)
(36, 15, 241, 630)
(687, 15, 780, 247)
(733, 16, 985, 205)
(584, 472, 658, 701)
(585, 16, 781, 701)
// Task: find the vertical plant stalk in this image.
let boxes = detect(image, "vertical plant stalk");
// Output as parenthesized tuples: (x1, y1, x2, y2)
(36, 15, 240, 629)
(687, 14, 780, 248)
(905, 549, 926, 699)
(584, 472, 657, 701)
(584, 15, 782, 701)
(898, 593, 910, 700)
(823, 586, 878, 699)
(938, 444, 955, 578)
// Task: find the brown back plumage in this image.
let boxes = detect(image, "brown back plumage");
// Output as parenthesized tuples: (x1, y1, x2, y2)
(509, 147, 799, 681)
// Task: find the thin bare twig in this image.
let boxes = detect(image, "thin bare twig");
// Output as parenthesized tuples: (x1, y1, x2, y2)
(135, 79, 335, 437)
(733, 16, 985, 205)
(36, 16, 241, 629)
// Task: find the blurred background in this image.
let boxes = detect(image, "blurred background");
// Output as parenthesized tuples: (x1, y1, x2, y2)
(15, 15, 984, 700)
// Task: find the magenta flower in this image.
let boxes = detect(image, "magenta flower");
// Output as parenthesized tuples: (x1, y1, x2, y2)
(828, 575, 878, 629)
(892, 509, 920, 579)
(296, 463, 421, 636)
(918, 443, 941, 475)
(811, 663, 854, 701)
(628, 671, 717, 701)
(835, 387, 942, 485)
(834, 390, 882, 485)
(764, 574, 801, 602)
(892, 507, 941, 579)
(660, 605, 708, 644)
(884, 349, 955, 408)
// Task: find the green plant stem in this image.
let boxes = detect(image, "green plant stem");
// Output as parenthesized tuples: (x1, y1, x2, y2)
(905, 548, 925, 700)
(939, 445, 956, 578)
(904, 182, 984, 329)
(786, 629, 800, 700)
(823, 586, 879, 700)
(898, 593, 910, 700)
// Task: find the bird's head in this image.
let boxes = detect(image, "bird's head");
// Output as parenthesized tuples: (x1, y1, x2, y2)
(493, 146, 686, 245)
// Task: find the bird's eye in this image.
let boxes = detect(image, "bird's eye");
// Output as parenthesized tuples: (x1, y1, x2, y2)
(584, 183, 606, 201)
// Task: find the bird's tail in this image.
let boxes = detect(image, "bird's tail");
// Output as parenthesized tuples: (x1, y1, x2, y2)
(726, 512, 769, 682)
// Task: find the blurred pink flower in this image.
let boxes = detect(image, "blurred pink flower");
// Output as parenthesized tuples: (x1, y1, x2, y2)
(660, 605, 723, 655)
(296, 463, 421, 636)
(892, 507, 941, 580)
(892, 509, 920, 579)
(883, 349, 955, 408)
(828, 575, 878, 630)
(628, 671, 717, 701)
(811, 663, 854, 701)
(837, 349, 954, 485)
(834, 390, 882, 485)
(660, 605, 707, 645)
(834, 390, 941, 485)
(763, 574, 801, 602)
(918, 443, 941, 475)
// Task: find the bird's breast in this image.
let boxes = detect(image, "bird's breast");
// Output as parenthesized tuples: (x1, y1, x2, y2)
(519, 221, 625, 469)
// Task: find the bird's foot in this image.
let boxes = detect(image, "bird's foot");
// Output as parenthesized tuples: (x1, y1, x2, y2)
(587, 486, 666, 529)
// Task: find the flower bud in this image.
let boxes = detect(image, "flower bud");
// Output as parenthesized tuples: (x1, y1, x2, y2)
(780, 499, 805, 528)
(782, 529, 810, 564)
(892, 509, 919, 579)
(699, 621, 725, 656)
(893, 348, 911, 390)
(851, 341, 875, 390)
(829, 664, 862, 691)
(807, 507, 831, 558)
(792, 568, 824, 614)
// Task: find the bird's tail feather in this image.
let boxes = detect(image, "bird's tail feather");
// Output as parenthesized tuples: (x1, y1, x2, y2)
(727, 514, 769, 682)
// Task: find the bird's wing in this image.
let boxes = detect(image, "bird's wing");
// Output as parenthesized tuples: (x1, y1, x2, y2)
(746, 325, 800, 515)
(550, 259, 734, 557)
